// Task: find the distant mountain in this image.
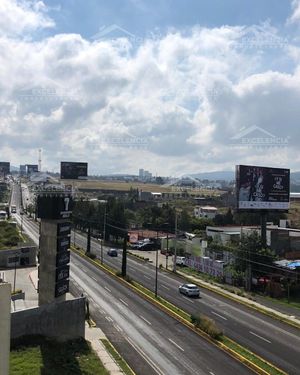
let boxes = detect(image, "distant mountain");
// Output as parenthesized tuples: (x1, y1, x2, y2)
(188, 170, 300, 183)
(187, 171, 235, 181)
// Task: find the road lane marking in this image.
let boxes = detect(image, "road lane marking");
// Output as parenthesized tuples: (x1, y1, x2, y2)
(182, 296, 195, 303)
(105, 316, 113, 322)
(129, 267, 135, 271)
(119, 298, 128, 307)
(126, 336, 165, 375)
(168, 338, 184, 352)
(144, 275, 151, 280)
(211, 311, 227, 321)
(104, 286, 111, 292)
(161, 285, 170, 290)
(250, 331, 271, 344)
(140, 315, 152, 325)
(91, 276, 97, 282)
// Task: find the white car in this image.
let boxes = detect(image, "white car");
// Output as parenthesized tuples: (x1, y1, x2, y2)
(179, 283, 200, 297)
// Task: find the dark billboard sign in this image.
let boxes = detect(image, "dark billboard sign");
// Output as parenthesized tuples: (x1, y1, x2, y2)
(55, 279, 69, 298)
(236, 165, 290, 210)
(57, 222, 72, 237)
(57, 236, 71, 252)
(60, 161, 88, 180)
(56, 265, 70, 282)
(37, 195, 73, 219)
(0, 162, 10, 176)
(56, 250, 70, 267)
(26, 164, 38, 174)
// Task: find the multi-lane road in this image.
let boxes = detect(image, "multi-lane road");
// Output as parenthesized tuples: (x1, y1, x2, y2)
(11, 183, 300, 374)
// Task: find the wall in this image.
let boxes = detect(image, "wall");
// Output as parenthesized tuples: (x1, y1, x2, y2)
(0, 283, 11, 375)
(11, 297, 85, 341)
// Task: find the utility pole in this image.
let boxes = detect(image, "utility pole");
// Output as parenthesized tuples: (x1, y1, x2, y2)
(173, 212, 178, 272)
(86, 224, 91, 254)
(166, 232, 169, 269)
(101, 204, 106, 264)
(155, 229, 159, 298)
(121, 233, 127, 277)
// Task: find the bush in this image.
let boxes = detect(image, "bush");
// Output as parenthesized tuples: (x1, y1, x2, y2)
(191, 314, 223, 340)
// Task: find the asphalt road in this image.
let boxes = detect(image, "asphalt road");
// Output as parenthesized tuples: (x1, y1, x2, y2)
(74, 229, 300, 375)
(11, 184, 253, 375)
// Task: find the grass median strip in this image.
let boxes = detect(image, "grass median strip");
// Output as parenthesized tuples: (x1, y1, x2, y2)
(71, 246, 287, 375)
(100, 338, 136, 375)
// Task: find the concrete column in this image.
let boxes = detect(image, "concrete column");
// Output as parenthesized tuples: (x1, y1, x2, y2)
(39, 220, 68, 305)
(0, 283, 11, 375)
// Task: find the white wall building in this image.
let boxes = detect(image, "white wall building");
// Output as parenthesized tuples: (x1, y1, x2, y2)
(194, 206, 218, 219)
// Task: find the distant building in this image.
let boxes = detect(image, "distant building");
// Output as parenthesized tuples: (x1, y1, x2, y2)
(138, 168, 152, 181)
(194, 206, 218, 219)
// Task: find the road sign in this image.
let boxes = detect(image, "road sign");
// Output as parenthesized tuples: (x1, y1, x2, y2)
(56, 265, 70, 282)
(55, 279, 69, 298)
(56, 250, 70, 267)
(37, 195, 73, 219)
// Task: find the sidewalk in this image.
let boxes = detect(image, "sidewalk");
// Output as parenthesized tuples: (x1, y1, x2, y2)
(85, 323, 125, 374)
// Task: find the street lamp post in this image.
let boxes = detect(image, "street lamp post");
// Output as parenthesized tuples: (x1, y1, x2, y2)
(155, 229, 159, 298)
(173, 211, 178, 272)
(101, 203, 107, 264)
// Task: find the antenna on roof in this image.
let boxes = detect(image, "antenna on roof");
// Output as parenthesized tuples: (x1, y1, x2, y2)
(38, 148, 42, 172)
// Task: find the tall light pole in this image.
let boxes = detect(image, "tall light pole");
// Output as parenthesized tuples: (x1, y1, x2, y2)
(173, 211, 178, 272)
(155, 229, 159, 298)
(101, 203, 107, 264)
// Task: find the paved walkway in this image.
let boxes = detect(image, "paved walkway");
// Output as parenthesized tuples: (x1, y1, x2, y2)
(85, 323, 125, 374)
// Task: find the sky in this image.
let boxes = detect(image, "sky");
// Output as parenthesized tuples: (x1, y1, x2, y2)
(1, 0, 300, 176)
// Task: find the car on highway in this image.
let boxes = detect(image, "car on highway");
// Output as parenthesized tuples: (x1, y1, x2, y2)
(107, 248, 118, 257)
(178, 283, 200, 297)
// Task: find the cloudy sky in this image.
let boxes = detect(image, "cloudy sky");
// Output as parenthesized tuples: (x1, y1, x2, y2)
(1, 0, 300, 176)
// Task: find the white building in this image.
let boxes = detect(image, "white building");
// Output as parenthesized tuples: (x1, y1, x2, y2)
(194, 206, 218, 219)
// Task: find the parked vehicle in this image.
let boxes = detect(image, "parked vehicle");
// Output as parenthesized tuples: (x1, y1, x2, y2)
(107, 248, 118, 257)
(137, 242, 157, 251)
(176, 256, 186, 266)
(178, 283, 200, 297)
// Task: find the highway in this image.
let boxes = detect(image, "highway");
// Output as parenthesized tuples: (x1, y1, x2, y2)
(73, 230, 300, 375)
(11, 184, 253, 375)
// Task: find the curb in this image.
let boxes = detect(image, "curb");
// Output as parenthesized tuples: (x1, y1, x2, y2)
(71, 247, 287, 375)
(128, 252, 300, 330)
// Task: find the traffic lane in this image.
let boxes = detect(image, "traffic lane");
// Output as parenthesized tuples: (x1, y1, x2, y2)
(123, 261, 300, 375)
(70, 252, 253, 375)
(69, 280, 158, 375)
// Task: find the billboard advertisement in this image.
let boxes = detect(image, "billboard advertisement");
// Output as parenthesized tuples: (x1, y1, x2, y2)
(60, 161, 88, 180)
(26, 164, 38, 174)
(0, 162, 10, 176)
(37, 195, 73, 219)
(236, 165, 290, 210)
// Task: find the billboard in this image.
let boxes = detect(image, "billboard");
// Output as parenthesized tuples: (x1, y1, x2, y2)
(236, 165, 290, 210)
(37, 195, 73, 219)
(0, 162, 10, 176)
(60, 161, 88, 180)
(26, 164, 38, 174)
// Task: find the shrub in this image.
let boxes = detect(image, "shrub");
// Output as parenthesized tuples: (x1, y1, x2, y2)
(191, 314, 223, 340)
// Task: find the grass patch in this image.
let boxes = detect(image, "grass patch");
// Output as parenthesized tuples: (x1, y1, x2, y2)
(100, 339, 135, 375)
(221, 337, 285, 375)
(10, 336, 109, 375)
(0, 221, 22, 250)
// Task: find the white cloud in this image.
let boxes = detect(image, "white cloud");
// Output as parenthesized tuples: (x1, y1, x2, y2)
(288, 0, 300, 24)
(0, 0, 54, 37)
(0, 3, 299, 175)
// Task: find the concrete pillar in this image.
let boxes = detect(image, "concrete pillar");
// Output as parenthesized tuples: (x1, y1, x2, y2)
(0, 283, 11, 375)
(39, 220, 69, 305)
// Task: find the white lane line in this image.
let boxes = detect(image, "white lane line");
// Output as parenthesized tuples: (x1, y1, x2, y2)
(126, 336, 165, 375)
(104, 286, 111, 292)
(250, 331, 271, 344)
(168, 338, 184, 352)
(144, 275, 151, 280)
(114, 324, 122, 332)
(105, 316, 113, 322)
(211, 311, 227, 321)
(129, 267, 135, 271)
(161, 285, 170, 290)
(139, 315, 152, 326)
(119, 298, 128, 307)
(182, 296, 195, 303)
(91, 276, 97, 282)
(209, 372, 216, 375)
